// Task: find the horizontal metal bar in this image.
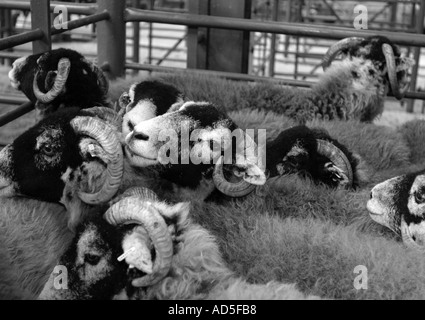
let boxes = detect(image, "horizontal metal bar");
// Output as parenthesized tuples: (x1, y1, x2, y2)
(0, 28, 44, 51)
(0, 52, 21, 59)
(0, 101, 34, 127)
(125, 62, 314, 88)
(0, 1, 97, 15)
(125, 9, 425, 47)
(51, 11, 109, 35)
(125, 63, 425, 100)
(0, 95, 29, 105)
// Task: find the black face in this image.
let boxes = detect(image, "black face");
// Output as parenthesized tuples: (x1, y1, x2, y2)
(35, 49, 107, 109)
(10, 108, 83, 202)
(129, 80, 183, 115)
(58, 217, 130, 300)
(267, 126, 358, 189)
(344, 36, 401, 70)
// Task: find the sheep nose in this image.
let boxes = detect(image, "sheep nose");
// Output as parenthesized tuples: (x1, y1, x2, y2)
(370, 191, 373, 199)
(133, 132, 149, 141)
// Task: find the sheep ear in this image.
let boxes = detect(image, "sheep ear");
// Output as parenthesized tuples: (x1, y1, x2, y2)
(235, 162, 267, 186)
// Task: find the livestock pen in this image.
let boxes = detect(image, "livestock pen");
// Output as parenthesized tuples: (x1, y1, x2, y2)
(3, 0, 425, 302)
(2, 0, 425, 127)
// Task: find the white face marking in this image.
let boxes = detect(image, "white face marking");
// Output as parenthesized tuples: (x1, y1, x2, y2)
(76, 226, 112, 286)
(8, 57, 27, 89)
(367, 176, 405, 231)
(407, 175, 425, 218)
(128, 84, 136, 102)
(122, 100, 157, 137)
(407, 221, 425, 246)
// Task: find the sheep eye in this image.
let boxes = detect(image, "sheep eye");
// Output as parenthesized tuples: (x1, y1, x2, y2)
(84, 253, 101, 266)
(414, 192, 425, 204)
(41, 145, 55, 157)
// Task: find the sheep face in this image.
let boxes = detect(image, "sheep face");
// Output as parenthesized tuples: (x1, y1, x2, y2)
(39, 194, 190, 300)
(368, 170, 425, 249)
(120, 80, 184, 138)
(8, 48, 109, 119)
(125, 102, 267, 195)
(0, 108, 124, 228)
(39, 217, 129, 300)
(267, 126, 361, 189)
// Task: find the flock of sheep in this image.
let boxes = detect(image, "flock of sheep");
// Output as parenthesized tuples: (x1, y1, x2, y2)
(0, 35, 425, 300)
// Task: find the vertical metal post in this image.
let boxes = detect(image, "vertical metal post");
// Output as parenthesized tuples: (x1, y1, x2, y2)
(148, 0, 155, 65)
(132, 0, 140, 75)
(97, 0, 126, 79)
(406, 1, 425, 113)
(268, 0, 279, 77)
(284, 0, 292, 58)
(31, 0, 52, 54)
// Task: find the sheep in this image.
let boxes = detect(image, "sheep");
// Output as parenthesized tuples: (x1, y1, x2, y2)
(38, 187, 319, 300)
(0, 106, 125, 229)
(367, 169, 425, 251)
(8, 48, 110, 119)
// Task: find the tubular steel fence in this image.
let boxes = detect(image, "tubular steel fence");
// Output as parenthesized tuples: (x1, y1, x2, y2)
(1, 0, 425, 126)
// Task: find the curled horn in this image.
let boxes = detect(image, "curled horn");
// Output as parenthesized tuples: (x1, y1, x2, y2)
(82, 58, 109, 95)
(382, 43, 409, 100)
(212, 130, 264, 197)
(104, 196, 173, 287)
(33, 58, 71, 103)
(322, 37, 365, 71)
(71, 116, 124, 204)
(109, 187, 159, 207)
(316, 139, 354, 187)
(213, 156, 257, 198)
(83, 107, 123, 132)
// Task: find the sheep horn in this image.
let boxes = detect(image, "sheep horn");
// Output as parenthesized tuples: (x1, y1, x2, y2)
(82, 58, 109, 95)
(322, 37, 365, 70)
(33, 58, 71, 103)
(71, 116, 124, 204)
(213, 156, 257, 198)
(109, 187, 159, 207)
(104, 197, 173, 287)
(83, 107, 123, 132)
(382, 43, 409, 100)
(316, 139, 353, 187)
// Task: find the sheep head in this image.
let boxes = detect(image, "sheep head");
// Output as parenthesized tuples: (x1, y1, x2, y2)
(322, 36, 414, 100)
(8, 48, 109, 119)
(118, 80, 185, 138)
(267, 126, 360, 189)
(0, 107, 123, 228)
(38, 187, 190, 300)
(367, 170, 425, 250)
(124, 102, 267, 198)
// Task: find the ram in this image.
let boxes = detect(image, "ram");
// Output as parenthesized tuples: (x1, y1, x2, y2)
(8, 48, 110, 119)
(38, 187, 318, 300)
